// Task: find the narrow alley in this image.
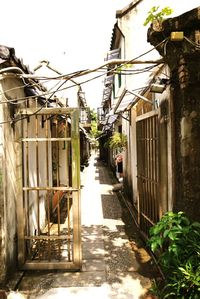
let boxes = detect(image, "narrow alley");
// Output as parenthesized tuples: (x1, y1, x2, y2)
(6, 151, 159, 299)
(0, 3, 199, 299)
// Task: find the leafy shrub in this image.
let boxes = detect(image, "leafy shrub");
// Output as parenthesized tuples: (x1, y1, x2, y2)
(148, 211, 200, 298)
(105, 132, 127, 151)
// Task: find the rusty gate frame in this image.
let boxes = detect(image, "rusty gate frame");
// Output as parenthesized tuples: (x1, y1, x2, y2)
(136, 110, 162, 237)
(16, 107, 82, 270)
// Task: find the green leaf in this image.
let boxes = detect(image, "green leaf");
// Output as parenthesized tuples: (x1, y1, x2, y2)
(192, 222, 200, 228)
(168, 231, 178, 241)
(144, 6, 173, 26)
(163, 229, 170, 238)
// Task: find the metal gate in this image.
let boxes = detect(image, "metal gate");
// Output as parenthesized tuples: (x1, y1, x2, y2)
(136, 110, 161, 237)
(16, 107, 81, 270)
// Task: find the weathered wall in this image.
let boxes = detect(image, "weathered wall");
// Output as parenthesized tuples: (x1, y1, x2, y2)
(0, 125, 5, 284)
(147, 7, 200, 221)
(173, 60, 200, 221)
(0, 75, 25, 284)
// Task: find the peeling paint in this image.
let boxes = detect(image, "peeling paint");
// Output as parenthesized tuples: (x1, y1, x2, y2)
(180, 110, 197, 157)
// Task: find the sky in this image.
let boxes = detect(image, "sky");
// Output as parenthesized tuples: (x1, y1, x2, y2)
(0, 0, 131, 108)
(0, 0, 199, 109)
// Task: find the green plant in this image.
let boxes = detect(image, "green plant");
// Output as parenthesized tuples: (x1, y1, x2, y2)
(143, 6, 173, 26)
(148, 211, 200, 298)
(89, 110, 102, 139)
(106, 132, 127, 151)
(116, 63, 133, 73)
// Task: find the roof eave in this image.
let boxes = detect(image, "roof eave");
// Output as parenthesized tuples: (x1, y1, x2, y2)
(116, 0, 143, 18)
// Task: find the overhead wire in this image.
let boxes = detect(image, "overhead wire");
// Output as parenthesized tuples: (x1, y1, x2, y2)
(74, 37, 167, 78)
(112, 64, 160, 76)
(11, 37, 168, 82)
(0, 69, 82, 105)
(0, 37, 169, 125)
(1, 34, 199, 119)
(0, 77, 70, 125)
(0, 37, 168, 102)
(0, 63, 160, 103)
(0, 78, 50, 100)
(3, 78, 80, 104)
(184, 36, 200, 49)
(1, 35, 199, 125)
(0, 62, 163, 106)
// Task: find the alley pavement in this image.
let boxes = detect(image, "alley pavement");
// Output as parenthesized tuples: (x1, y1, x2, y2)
(6, 152, 159, 299)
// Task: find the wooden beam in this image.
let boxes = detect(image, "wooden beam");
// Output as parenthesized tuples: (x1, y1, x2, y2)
(18, 107, 78, 115)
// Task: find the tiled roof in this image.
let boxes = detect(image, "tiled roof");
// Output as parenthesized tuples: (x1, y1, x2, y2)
(0, 44, 46, 92)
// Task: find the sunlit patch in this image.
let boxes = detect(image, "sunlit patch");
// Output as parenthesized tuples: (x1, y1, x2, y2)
(110, 275, 147, 298)
(7, 291, 26, 299)
(112, 237, 128, 247)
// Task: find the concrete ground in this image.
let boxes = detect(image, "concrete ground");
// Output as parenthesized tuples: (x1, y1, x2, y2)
(6, 152, 159, 299)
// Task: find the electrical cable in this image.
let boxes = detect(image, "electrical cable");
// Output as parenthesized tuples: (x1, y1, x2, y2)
(164, 39, 169, 57)
(0, 37, 168, 100)
(0, 62, 162, 106)
(0, 75, 73, 104)
(0, 71, 106, 104)
(0, 102, 47, 125)
(9, 37, 168, 82)
(0, 64, 157, 102)
(184, 36, 200, 49)
(112, 64, 161, 76)
(99, 37, 168, 76)
(46, 60, 163, 92)
(17, 69, 87, 81)
(0, 36, 169, 123)
(0, 77, 70, 125)
(63, 39, 167, 90)
(0, 66, 24, 75)
(4, 79, 62, 105)
(115, 64, 158, 72)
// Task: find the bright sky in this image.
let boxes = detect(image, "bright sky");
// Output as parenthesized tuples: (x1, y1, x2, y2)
(0, 0, 199, 108)
(0, 0, 131, 108)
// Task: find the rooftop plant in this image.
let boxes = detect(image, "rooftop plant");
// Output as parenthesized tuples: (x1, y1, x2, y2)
(144, 6, 173, 26)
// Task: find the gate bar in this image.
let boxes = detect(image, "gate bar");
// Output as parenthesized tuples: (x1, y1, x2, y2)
(23, 187, 79, 191)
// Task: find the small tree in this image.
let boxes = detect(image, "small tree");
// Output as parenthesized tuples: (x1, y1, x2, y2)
(143, 6, 173, 27)
(89, 110, 102, 139)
